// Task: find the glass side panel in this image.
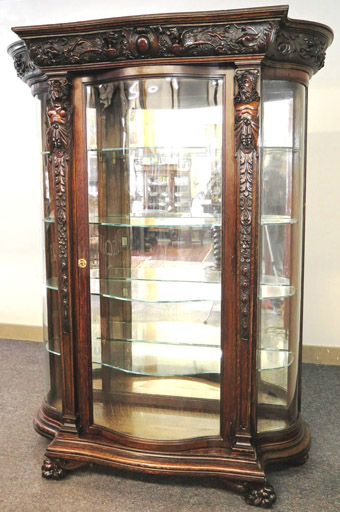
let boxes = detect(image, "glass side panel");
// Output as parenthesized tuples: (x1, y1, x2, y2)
(86, 75, 223, 440)
(38, 93, 62, 411)
(257, 80, 306, 433)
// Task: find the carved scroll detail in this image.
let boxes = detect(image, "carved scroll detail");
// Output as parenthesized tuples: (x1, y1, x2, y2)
(47, 77, 72, 333)
(234, 70, 259, 341)
(26, 22, 277, 67)
(269, 30, 327, 72)
(7, 41, 47, 86)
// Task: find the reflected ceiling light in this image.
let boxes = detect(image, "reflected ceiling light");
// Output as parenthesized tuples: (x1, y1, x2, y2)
(128, 81, 139, 100)
(147, 85, 158, 93)
(172, 78, 179, 90)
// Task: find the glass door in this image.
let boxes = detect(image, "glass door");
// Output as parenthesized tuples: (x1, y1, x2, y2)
(84, 68, 227, 441)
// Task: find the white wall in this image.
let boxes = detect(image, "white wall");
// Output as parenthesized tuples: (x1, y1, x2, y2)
(1, 0, 339, 347)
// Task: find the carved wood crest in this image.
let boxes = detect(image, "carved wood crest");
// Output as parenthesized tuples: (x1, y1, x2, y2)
(25, 21, 277, 68)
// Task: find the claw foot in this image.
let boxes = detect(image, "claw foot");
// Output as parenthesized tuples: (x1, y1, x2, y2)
(42, 456, 68, 480)
(244, 481, 276, 508)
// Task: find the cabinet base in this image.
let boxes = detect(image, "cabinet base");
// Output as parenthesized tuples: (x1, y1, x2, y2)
(34, 402, 310, 508)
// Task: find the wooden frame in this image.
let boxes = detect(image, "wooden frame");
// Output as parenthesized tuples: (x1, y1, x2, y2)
(8, 6, 332, 508)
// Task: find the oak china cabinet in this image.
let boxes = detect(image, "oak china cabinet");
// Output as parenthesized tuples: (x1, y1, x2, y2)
(8, 6, 332, 507)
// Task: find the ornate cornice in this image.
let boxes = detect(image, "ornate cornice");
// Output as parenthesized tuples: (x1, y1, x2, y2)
(9, 8, 333, 78)
(23, 21, 277, 68)
(267, 28, 328, 72)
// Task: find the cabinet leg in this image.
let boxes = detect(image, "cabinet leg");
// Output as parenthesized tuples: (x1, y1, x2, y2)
(243, 480, 276, 508)
(42, 457, 68, 480)
(41, 456, 86, 479)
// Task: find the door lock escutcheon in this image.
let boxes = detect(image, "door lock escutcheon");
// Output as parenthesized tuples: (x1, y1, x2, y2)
(78, 258, 87, 268)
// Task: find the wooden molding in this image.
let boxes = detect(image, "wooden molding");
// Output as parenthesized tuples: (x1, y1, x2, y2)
(302, 345, 340, 365)
(0, 323, 43, 342)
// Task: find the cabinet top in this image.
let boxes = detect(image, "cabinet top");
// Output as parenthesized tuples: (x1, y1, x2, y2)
(9, 5, 333, 82)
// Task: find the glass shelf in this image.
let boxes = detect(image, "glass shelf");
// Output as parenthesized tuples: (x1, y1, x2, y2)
(92, 320, 220, 348)
(89, 215, 221, 228)
(46, 340, 293, 373)
(260, 146, 300, 152)
(87, 146, 216, 155)
(90, 265, 220, 284)
(44, 217, 55, 224)
(91, 279, 220, 303)
(45, 346, 61, 357)
(259, 283, 295, 299)
(92, 343, 221, 377)
(44, 338, 61, 357)
(46, 278, 58, 290)
(257, 348, 294, 371)
(260, 215, 297, 225)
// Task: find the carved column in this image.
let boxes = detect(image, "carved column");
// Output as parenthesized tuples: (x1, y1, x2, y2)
(46, 75, 78, 432)
(233, 66, 260, 454)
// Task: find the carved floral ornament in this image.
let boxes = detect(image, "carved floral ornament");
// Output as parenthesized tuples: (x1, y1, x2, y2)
(25, 22, 277, 67)
(46, 77, 72, 334)
(234, 69, 259, 341)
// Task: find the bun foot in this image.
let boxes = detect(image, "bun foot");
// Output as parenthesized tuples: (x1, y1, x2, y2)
(243, 481, 276, 508)
(42, 456, 68, 480)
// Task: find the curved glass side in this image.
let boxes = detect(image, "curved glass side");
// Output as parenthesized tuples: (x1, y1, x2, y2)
(257, 80, 306, 433)
(38, 93, 62, 412)
(86, 74, 224, 441)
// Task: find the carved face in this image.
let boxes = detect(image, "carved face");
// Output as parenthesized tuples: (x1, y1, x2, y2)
(238, 74, 256, 103)
(49, 79, 69, 102)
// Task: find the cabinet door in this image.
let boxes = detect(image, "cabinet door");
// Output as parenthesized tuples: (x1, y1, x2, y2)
(77, 67, 235, 443)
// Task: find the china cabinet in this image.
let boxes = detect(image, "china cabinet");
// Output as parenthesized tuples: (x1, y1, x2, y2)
(8, 6, 332, 507)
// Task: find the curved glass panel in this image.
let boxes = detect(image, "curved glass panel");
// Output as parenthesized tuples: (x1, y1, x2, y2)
(38, 93, 62, 411)
(257, 80, 306, 433)
(86, 74, 224, 440)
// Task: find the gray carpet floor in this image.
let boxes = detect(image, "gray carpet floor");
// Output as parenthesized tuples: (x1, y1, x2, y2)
(0, 338, 339, 512)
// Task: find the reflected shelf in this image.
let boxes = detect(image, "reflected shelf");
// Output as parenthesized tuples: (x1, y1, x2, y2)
(260, 215, 297, 225)
(259, 284, 295, 299)
(91, 320, 220, 348)
(260, 146, 301, 152)
(87, 145, 220, 155)
(43, 217, 55, 224)
(257, 348, 294, 371)
(89, 215, 221, 228)
(92, 347, 221, 377)
(90, 264, 220, 284)
(91, 278, 220, 303)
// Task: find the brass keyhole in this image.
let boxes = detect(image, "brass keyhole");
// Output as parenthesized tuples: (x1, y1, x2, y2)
(78, 258, 87, 268)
